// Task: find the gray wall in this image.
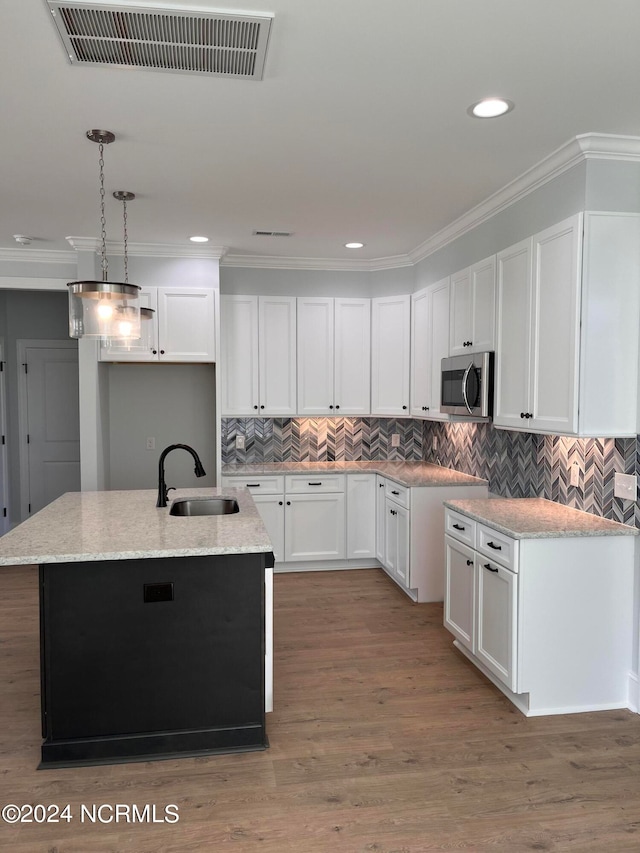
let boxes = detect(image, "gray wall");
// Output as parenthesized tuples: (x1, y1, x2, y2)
(107, 363, 217, 490)
(220, 264, 414, 297)
(0, 291, 72, 522)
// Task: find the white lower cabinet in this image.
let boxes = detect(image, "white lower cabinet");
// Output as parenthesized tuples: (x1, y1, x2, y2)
(284, 491, 346, 561)
(346, 474, 376, 559)
(444, 507, 635, 715)
(384, 497, 409, 587)
(251, 494, 285, 563)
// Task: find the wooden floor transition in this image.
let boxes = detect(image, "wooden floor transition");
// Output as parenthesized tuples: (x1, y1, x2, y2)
(1, 565, 640, 852)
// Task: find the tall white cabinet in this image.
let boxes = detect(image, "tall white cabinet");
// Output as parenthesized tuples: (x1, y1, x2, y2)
(297, 297, 371, 416)
(371, 294, 411, 416)
(494, 212, 640, 436)
(220, 295, 297, 416)
(410, 277, 450, 420)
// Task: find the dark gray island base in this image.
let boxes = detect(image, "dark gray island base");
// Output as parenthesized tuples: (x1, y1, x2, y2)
(39, 551, 273, 767)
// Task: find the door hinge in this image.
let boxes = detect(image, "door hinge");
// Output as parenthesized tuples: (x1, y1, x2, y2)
(23, 363, 28, 374)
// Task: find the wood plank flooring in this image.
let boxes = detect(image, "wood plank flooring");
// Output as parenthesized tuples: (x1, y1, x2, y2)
(1, 564, 640, 852)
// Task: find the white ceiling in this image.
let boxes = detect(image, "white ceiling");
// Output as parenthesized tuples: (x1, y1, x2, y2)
(3, 0, 640, 266)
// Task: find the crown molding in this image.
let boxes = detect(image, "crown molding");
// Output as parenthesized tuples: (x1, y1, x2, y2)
(0, 247, 76, 264)
(408, 132, 640, 265)
(221, 252, 414, 272)
(65, 237, 228, 259)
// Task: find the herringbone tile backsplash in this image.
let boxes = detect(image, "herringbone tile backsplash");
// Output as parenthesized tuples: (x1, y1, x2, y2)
(221, 418, 640, 528)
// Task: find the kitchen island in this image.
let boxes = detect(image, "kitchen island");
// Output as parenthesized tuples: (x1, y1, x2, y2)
(0, 488, 274, 767)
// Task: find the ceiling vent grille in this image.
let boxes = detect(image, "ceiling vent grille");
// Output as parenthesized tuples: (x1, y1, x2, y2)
(253, 230, 292, 237)
(46, 2, 273, 79)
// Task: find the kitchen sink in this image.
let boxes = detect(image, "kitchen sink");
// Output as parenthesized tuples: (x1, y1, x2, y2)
(169, 498, 240, 517)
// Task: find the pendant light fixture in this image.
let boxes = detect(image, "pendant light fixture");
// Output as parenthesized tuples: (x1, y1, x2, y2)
(108, 190, 155, 352)
(67, 130, 141, 340)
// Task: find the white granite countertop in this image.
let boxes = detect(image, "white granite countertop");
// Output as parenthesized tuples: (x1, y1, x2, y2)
(0, 488, 273, 566)
(222, 461, 487, 489)
(445, 497, 639, 539)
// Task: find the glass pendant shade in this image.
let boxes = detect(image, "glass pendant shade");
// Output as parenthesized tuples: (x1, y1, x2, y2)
(68, 281, 141, 340)
(105, 306, 155, 350)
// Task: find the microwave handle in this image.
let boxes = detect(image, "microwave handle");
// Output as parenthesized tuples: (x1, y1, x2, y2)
(461, 362, 474, 414)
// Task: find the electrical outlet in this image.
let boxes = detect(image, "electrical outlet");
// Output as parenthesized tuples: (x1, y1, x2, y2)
(235, 435, 246, 450)
(146, 437, 155, 450)
(391, 433, 400, 448)
(614, 472, 637, 500)
(432, 436, 438, 452)
(569, 460, 580, 487)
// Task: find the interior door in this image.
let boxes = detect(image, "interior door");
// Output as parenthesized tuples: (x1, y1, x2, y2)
(20, 341, 80, 518)
(0, 339, 8, 534)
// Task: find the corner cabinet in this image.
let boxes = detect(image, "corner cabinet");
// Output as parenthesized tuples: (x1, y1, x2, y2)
(371, 294, 411, 416)
(100, 287, 216, 362)
(410, 277, 450, 420)
(297, 297, 371, 416)
(220, 295, 297, 416)
(449, 255, 496, 356)
(494, 212, 640, 436)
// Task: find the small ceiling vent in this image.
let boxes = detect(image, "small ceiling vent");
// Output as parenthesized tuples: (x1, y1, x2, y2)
(46, 1, 273, 80)
(253, 230, 292, 237)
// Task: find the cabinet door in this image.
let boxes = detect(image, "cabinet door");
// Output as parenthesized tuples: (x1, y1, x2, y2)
(494, 239, 533, 429)
(449, 267, 472, 356)
(427, 278, 450, 419)
(469, 255, 496, 353)
(259, 296, 297, 416)
(384, 498, 398, 574)
(99, 288, 158, 362)
(220, 295, 259, 415)
(375, 476, 386, 563)
(444, 535, 476, 653)
(334, 298, 371, 415)
(346, 474, 376, 559)
(157, 288, 215, 361)
(371, 295, 410, 415)
(284, 493, 346, 561)
(252, 494, 285, 564)
(476, 559, 517, 691)
(394, 503, 410, 587)
(529, 215, 581, 434)
(297, 297, 334, 416)
(410, 288, 430, 415)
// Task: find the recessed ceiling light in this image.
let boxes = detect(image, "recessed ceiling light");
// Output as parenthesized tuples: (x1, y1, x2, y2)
(345, 242, 364, 249)
(468, 98, 514, 119)
(189, 235, 209, 243)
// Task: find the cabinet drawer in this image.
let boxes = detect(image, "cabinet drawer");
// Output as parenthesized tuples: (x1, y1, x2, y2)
(444, 509, 476, 547)
(221, 475, 285, 495)
(285, 474, 345, 494)
(477, 524, 518, 572)
(385, 480, 410, 508)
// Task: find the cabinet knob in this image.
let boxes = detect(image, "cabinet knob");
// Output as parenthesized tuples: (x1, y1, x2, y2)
(520, 412, 526, 419)
(527, 412, 532, 419)
(254, 405, 259, 410)
(278, 501, 283, 506)
(379, 483, 384, 488)
(152, 350, 157, 355)
(160, 350, 165, 355)
(260, 405, 265, 409)
(329, 405, 334, 409)
(286, 501, 291, 506)
(335, 404, 340, 410)
(402, 405, 407, 410)
(466, 559, 473, 566)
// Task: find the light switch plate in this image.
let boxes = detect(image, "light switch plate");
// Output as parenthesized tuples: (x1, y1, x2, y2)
(569, 461, 580, 487)
(391, 433, 400, 448)
(235, 435, 245, 450)
(614, 472, 637, 501)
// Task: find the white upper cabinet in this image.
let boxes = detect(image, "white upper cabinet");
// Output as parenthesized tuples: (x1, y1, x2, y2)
(449, 255, 496, 356)
(157, 288, 216, 362)
(297, 297, 370, 416)
(220, 295, 296, 416)
(410, 277, 450, 419)
(371, 294, 411, 416)
(100, 287, 215, 362)
(495, 212, 640, 436)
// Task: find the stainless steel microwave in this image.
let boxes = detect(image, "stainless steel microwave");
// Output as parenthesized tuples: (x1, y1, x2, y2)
(441, 352, 494, 419)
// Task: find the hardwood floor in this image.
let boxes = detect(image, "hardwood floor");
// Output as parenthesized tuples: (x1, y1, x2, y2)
(1, 565, 640, 852)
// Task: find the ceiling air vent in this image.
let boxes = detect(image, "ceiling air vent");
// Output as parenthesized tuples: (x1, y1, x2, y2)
(253, 230, 292, 237)
(46, 1, 273, 80)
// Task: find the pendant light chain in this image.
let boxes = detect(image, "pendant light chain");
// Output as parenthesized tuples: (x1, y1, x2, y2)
(122, 195, 129, 284)
(98, 141, 108, 282)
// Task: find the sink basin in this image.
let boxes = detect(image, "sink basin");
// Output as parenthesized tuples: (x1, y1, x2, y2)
(169, 498, 240, 517)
